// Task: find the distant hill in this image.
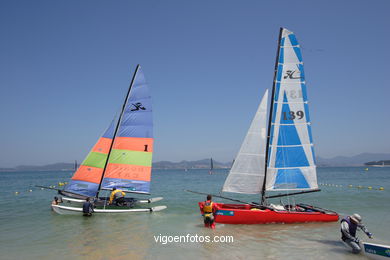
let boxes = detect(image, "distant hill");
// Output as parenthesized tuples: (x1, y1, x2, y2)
(317, 153, 390, 167)
(10, 163, 76, 172)
(153, 159, 232, 169)
(364, 160, 390, 166)
(1, 153, 389, 171)
(0, 159, 232, 172)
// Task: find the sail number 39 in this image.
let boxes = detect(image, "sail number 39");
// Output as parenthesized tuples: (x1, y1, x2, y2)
(283, 111, 304, 120)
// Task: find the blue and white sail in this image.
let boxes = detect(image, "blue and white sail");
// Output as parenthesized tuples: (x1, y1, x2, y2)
(222, 90, 268, 194)
(266, 28, 318, 191)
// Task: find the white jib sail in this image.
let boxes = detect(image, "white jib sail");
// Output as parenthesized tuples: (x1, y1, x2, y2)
(222, 89, 268, 194)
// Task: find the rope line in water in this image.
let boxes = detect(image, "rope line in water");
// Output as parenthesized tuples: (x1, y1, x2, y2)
(318, 183, 385, 191)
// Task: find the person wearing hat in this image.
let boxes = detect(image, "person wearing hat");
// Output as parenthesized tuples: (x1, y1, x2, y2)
(341, 213, 373, 253)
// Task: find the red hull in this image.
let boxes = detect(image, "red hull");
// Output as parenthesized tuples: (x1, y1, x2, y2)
(198, 202, 339, 224)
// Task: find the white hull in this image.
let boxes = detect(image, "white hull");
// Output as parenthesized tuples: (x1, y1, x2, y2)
(362, 242, 390, 259)
(51, 204, 167, 215)
(341, 241, 390, 259)
(61, 196, 163, 204)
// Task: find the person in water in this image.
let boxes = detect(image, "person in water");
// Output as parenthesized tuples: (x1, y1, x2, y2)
(200, 195, 217, 229)
(341, 213, 373, 253)
(109, 187, 126, 206)
(82, 197, 94, 216)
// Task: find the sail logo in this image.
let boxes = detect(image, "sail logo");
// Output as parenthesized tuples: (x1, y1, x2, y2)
(130, 102, 146, 111)
(284, 70, 301, 79)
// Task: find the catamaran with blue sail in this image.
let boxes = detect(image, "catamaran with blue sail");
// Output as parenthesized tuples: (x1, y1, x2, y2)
(198, 28, 338, 224)
(50, 65, 166, 214)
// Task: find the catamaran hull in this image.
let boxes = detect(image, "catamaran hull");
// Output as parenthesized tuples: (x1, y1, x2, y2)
(52, 204, 167, 215)
(199, 203, 339, 224)
(362, 242, 390, 259)
(341, 241, 390, 259)
(60, 196, 163, 205)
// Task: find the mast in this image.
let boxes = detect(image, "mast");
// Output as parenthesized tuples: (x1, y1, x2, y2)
(95, 65, 140, 198)
(260, 27, 283, 205)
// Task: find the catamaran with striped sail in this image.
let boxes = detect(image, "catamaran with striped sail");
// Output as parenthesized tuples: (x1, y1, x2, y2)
(198, 28, 338, 224)
(51, 65, 166, 214)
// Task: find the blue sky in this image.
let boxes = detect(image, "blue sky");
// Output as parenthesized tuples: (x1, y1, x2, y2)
(0, 0, 389, 167)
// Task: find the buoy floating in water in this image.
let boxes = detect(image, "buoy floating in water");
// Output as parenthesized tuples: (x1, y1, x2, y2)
(379, 187, 384, 190)
(15, 192, 19, 195)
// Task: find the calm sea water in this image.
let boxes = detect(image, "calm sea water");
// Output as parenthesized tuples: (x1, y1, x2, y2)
(0, 167, 389, 259)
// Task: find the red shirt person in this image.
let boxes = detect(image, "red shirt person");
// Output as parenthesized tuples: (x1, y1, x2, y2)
(199, 195, 218, 229)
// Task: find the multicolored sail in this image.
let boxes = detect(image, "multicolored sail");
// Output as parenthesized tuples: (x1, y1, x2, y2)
(266, 28, 317, 191)
(101, 66, 153, 194)
(64, 119, 117, 197)
(64, 65, 153, 197)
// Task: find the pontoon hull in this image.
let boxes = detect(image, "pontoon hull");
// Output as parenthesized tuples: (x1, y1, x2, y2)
(52, 204, 167, 215)
(199, 203, 339, 224)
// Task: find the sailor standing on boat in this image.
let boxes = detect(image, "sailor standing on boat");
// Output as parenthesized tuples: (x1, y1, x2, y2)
(341, 213, 373, 253)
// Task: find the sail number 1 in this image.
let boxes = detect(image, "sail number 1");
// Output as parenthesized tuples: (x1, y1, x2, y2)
(283, 111, 304, 120)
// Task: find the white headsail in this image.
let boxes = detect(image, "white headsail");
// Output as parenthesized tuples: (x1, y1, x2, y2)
(222, 90, 268, 194)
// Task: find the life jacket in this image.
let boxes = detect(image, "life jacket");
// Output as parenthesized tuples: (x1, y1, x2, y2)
(203, 200, 213, 214)
(113, 190, 125, 199)
(341, 216, 357, 240)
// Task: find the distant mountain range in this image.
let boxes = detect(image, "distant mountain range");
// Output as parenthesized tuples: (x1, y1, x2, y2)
(0, 159, 231, 172)
(1, 153, 389, 172)
(153, 159, 231, 169)
(316, 153, 390, 167)
(0, 163, 77, 172)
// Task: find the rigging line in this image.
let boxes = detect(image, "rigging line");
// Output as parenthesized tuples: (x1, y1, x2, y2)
(272, 123, 311, 126)
(274, 101, 308, 104)
(261, 27, 283, 205)
(96, 65, 140, 198)
(280, 45, 300, 48)
(275, 81, 305, 84)
(270, 144, 313, 148)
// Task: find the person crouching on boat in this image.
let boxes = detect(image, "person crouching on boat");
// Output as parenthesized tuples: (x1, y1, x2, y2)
(341, 213, 373, 253)
(82, 197, 94, 216)
(200, 195, 217, 229)
(109, 187, 126, 206)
